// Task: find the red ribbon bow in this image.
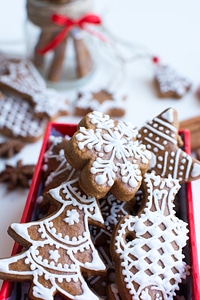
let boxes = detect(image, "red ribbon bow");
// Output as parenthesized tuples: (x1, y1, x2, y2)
(38, 13, 106, 55)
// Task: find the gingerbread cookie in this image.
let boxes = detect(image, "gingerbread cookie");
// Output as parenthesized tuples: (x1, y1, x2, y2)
(138, 107, 200, 183)
(42, 135, 73, 191)
(36, 135, 78, 216)
(65, 111, 151, 201)
(90, 193, 136, 246)
(154, 64, 191, 98)
(0, 59, 70, 120)
(0, 91, 48, 142)
(74, 88, 126, 117)
(88, 193, 136, 299)
(0, 173, 106, 299)
(111, 173, 189, 300)
(87, 243, 115, 299)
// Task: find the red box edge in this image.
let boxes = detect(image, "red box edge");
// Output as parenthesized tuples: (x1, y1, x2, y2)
(181, 129, 200, 297)
(0, 125, 199, 299)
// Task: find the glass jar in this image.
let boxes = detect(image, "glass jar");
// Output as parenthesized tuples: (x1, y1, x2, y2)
(25, 0, 97, 89)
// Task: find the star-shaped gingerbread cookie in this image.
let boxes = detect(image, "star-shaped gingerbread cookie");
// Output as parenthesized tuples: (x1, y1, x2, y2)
(74, 88, 126, 117)
(0, 173, 106, 300)
(138, 107, 200, 183)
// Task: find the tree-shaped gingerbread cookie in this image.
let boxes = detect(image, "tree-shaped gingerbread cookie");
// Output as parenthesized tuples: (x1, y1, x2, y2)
(0, 170, 106, 300)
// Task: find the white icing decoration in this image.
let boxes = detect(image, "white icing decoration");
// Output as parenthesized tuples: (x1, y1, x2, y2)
(113, 173, 189, 299)
(64, 209, 79, 225)
(49, 250, 60, 263)
(191, 162, 200, 178)
(161, 108, 174, 123)
(76, 111, 151, 189)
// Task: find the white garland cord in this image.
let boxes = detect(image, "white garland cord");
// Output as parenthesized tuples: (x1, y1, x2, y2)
(89, 21, 156, 90)
(89, 0, 157, 89)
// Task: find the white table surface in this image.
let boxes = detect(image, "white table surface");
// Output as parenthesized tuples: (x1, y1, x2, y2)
(0, 0, 200, 290)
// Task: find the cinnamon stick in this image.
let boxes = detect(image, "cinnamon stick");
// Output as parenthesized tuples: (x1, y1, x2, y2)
(72, 30, 93, 78)
(47, 37, 67, 82)
(33, 30, 54, 67)
(179, 115, 200, 150)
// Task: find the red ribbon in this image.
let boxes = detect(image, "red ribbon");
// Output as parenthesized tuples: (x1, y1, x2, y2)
(38, 13, 106, 55)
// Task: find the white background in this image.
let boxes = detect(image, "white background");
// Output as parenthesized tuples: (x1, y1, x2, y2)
(0, 0, 200, 290)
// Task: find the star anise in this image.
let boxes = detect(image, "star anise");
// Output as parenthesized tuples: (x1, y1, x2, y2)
(0, 139, 25, 158)
(0, 160, 35, 190)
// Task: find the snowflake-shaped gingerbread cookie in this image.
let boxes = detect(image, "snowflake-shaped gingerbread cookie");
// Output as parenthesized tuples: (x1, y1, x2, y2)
(65, 111, 151, 201)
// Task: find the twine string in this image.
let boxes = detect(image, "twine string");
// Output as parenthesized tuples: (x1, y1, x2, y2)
(26, 0, 94, 31)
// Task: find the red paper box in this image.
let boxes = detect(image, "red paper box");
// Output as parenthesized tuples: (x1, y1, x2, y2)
(0, 122, 199, 299)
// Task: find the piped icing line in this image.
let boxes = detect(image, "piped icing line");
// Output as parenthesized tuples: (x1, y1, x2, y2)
(184, 154, 193, 181)
(161, 151, 168, 177)
(173, 148, 182, 179)
(143, 121, 177, 146)
(43, 135, 73, 187)
(0, 250, 100, 300)
(154, 115, 178, 134)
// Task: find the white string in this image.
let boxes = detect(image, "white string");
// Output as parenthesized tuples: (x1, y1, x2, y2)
(90, 21, 156, 90)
